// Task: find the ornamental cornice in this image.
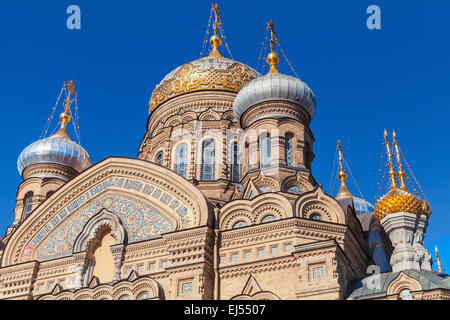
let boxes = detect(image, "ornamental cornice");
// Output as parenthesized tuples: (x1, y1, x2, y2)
(221, 219, 346, 243)
(149, 92, 236, 131)
(219, 256, 296, 279)
(22, 163, 78, 180)
(241, 101, 310, 128)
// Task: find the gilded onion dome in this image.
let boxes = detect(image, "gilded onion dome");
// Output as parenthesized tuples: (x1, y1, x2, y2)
(373, 130, 431, 221)
(149, 57, 260, 113)
(148, 21, 260, 114)
(373, 187, 431, 221)
(17, 96, 91, 178)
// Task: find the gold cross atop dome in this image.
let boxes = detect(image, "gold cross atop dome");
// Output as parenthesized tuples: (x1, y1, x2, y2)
(266, 19, 280, 75)
(373, 130, 431, 221)
(52, 80, 77, 139)
(336, 140, 352, 199)
(208, 3, 223, 59)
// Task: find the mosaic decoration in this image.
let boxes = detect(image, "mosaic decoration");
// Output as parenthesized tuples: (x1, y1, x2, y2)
(286, 186, 303, 195)
(310, 213, 322, 221)
(285, 137, 293, 166)
(232, 221, 248, 229)
(32, 193, 174, 261)
(259, 186, 273, 193)
(261, 215, 276, 223)
(182, 282, 192, 294)
(21, 176, 195, 262)
(248, 192, 256, 200)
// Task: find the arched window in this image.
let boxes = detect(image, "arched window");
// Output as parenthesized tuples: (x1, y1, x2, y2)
(310, 213, 322, 221)
(137, 292, 150, 300)
(118, 295, 131, 300)
(261, 215, 276, 223)
(231, 142, 240, 183)
(399, 289, 414, 300)
(201, 139, 215, 181)
(261, 135, 271, 167)
(155, 151, 164, 166)
(232, 221, 248, 229)
(285, 135, 293, 166)
(175, 143, 187, 177)
(23, 193, 33, 218)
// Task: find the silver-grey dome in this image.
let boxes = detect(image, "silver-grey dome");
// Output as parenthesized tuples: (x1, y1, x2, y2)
(233, 73, 316, 124)
(17, 135, 91, 176)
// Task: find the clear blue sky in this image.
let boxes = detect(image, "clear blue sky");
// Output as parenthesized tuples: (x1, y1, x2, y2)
(1, 0, 449, 271)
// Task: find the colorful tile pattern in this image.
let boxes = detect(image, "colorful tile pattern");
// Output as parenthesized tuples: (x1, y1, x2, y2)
(33, 193, 174, 261)
(232, 221, 248, 229)
(259, 186, 273, 193)
(287, 186, 303, 195)
(285, 137, 293, 166)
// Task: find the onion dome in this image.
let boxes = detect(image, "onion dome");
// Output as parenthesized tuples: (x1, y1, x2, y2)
(373, 130, 431, 221)
(233, 73, 316, 124)
(233, 23, 316, 125)
(17, 110, 91, 178)
(373, 188, 431, 221)
(148, 31, 260, 113)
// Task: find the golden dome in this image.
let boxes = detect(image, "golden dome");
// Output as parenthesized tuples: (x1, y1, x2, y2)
(148, 56, 260, 113)
(373, 187, 431, 221)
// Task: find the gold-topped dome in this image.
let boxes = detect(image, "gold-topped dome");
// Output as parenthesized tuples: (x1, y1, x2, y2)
(148, 4, 260, 113)
(148, 56, 259, 113)
(373, 187, 431, 221)
(373, 130, 431, 221)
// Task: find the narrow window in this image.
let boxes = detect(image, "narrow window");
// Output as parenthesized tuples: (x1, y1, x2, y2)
(175, 143, 187, 177)
(201, 139, 215, 180)
(261, 135, 271, 167)
(231, 142, 240, 182)
(313, 266, 324, 279)
(155, 151, 164, 166)
(23, 193, 33, 218)
(285, 135, 293, 166)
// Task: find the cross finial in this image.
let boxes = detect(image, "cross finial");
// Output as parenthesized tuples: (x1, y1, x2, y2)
(336, 140, 352, 199)
(383, 129, 398, 190)
(212, 3, 220, 34)
(435, 245, 444, 273)
(266, 19, 280, 74)
(392, 130, 407, 190)
(208, 4, 223, 58)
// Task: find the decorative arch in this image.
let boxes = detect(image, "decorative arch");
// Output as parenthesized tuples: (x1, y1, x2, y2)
(2, 157, 211, 267)
(295, 186, 346, 224)
(219, 193, 293, 230)
(281, 171, 314, 195)
(230, 275, 281, 300)
(73, 209, 126, 254)
(387, 272, 422, 297)
(253, 173, 280, 192)
(199, 108, 221, 121)
(38, 275, 162, 300)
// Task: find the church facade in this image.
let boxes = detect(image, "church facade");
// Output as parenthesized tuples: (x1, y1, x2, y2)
(0, 6, 449, 300)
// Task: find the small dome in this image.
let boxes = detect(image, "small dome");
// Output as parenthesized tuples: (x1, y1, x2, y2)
(233, 73, 316, 124)
(17, 133, 91, 177)
(353, 197, 374, 216)
(149, 57, 260, 113)
(373, 188, 431, 221)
